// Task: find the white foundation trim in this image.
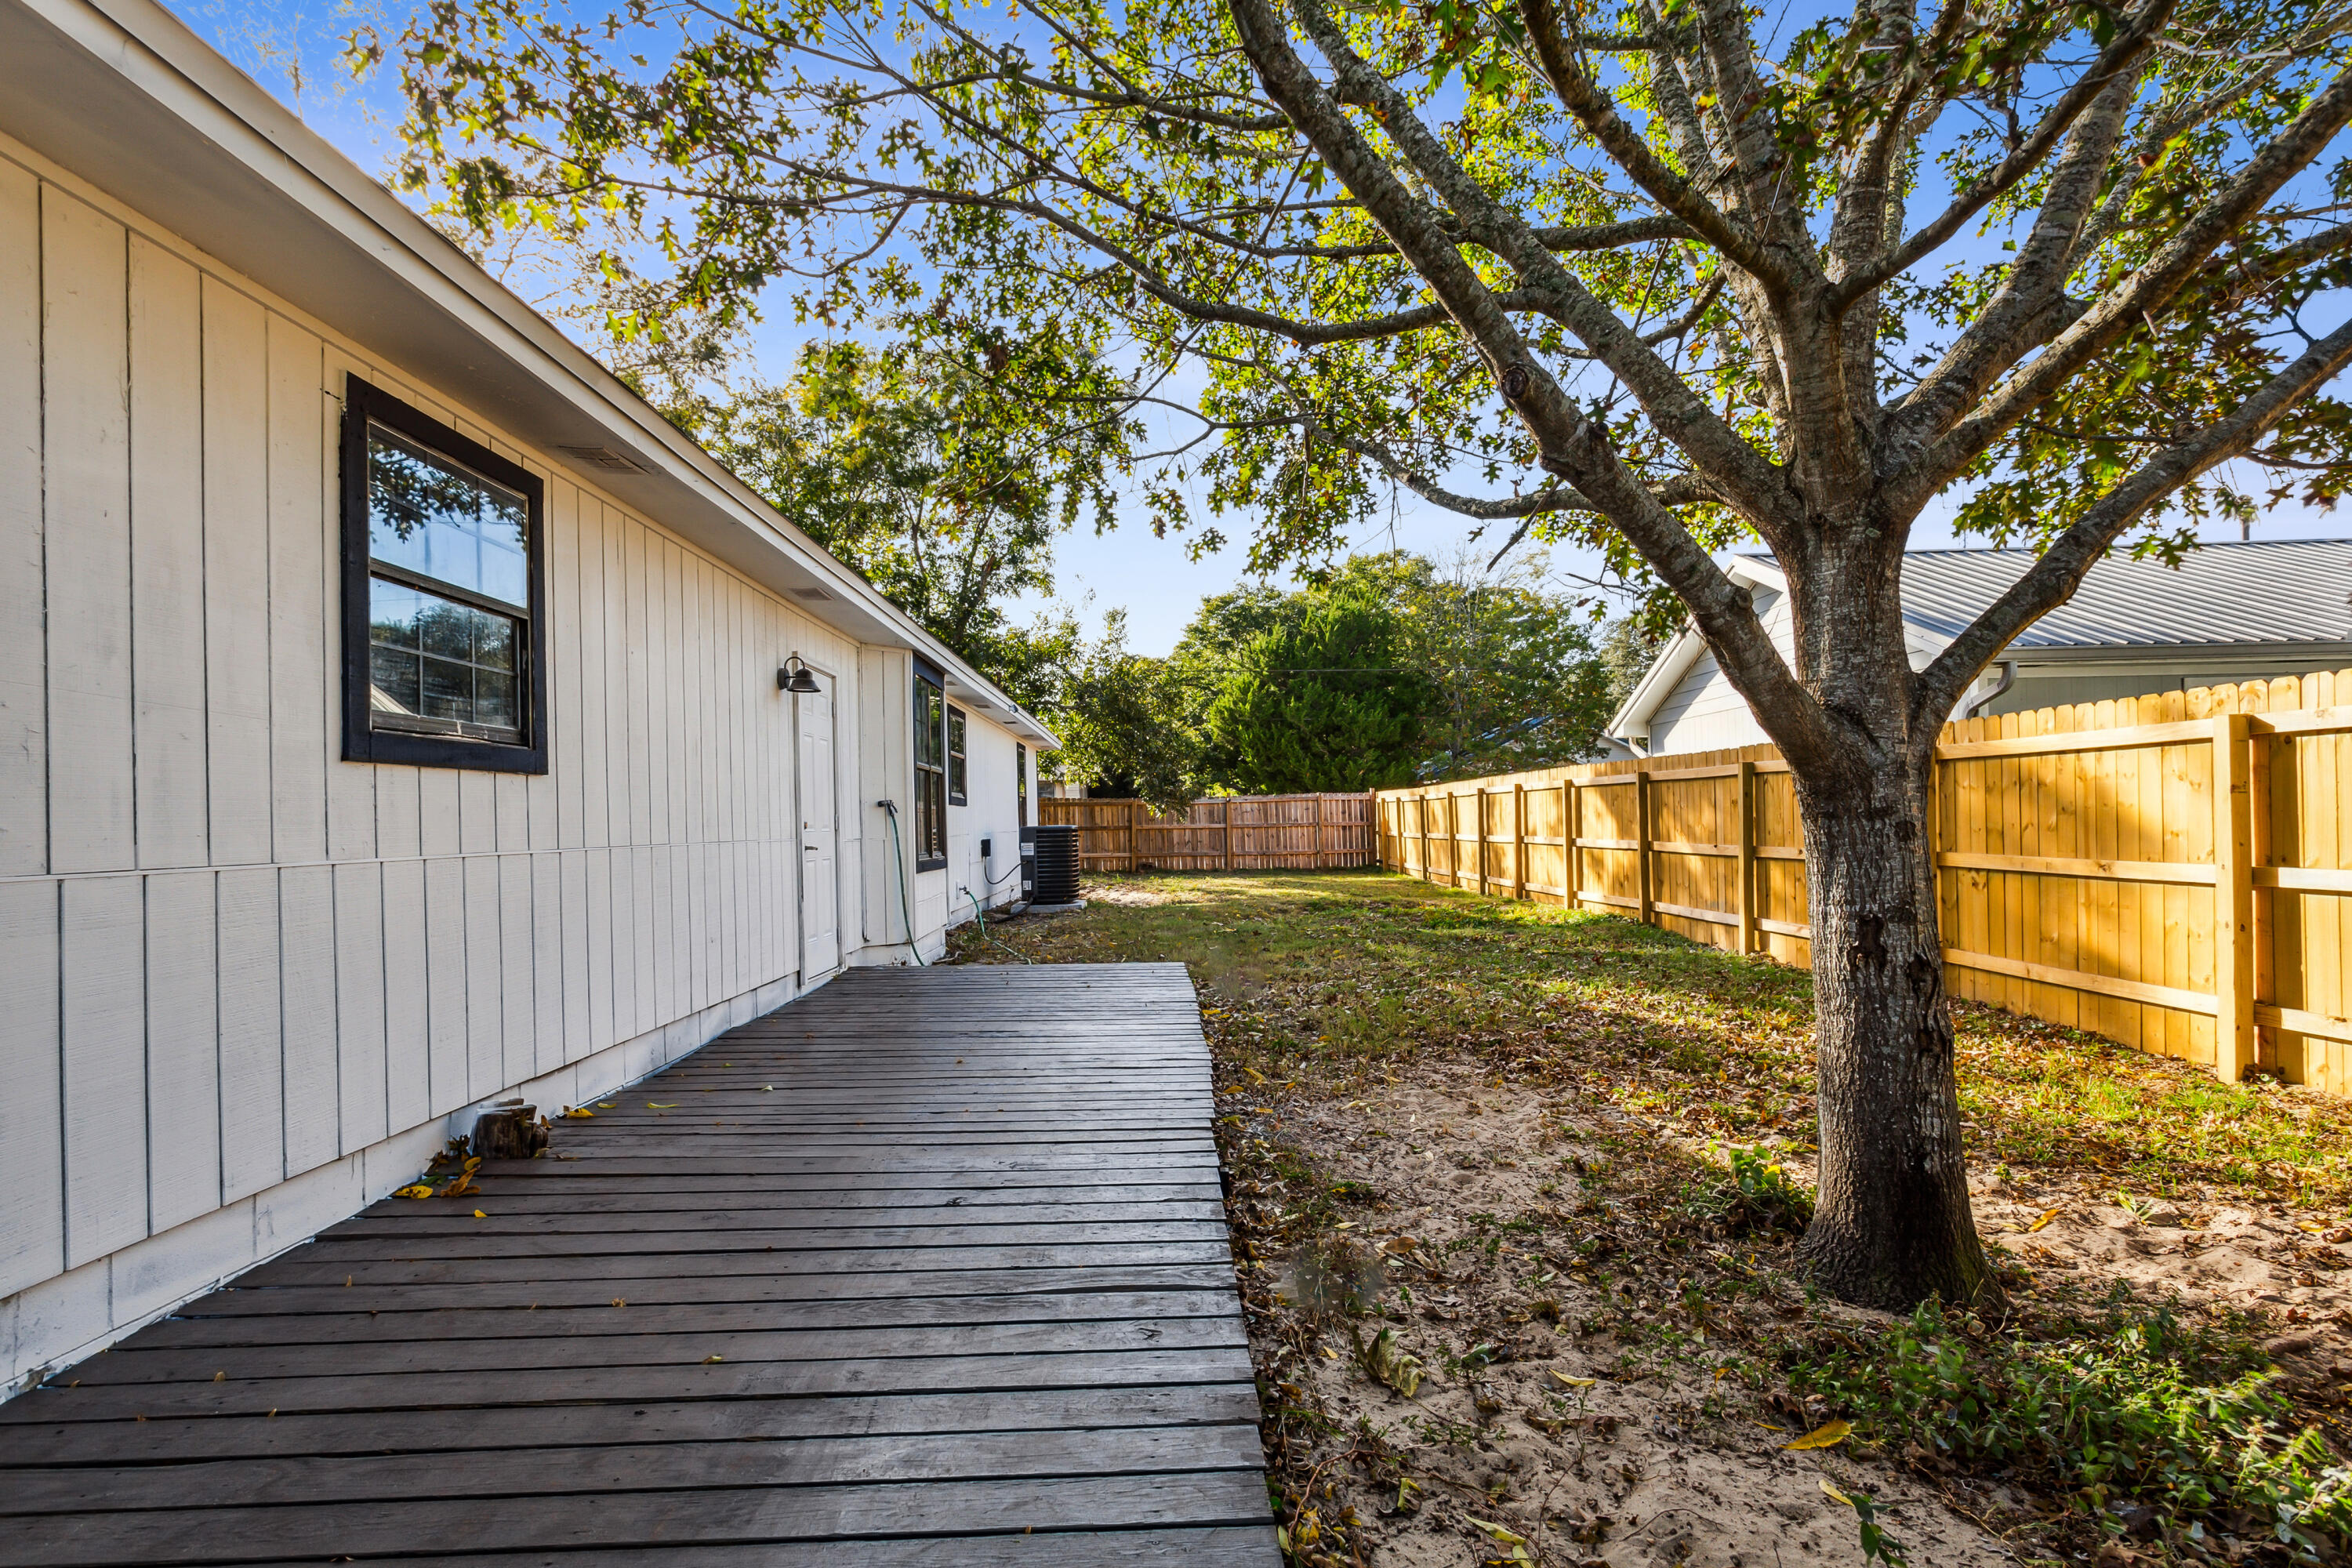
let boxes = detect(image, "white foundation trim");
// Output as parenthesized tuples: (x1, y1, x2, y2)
(2, 971, 811, 1396)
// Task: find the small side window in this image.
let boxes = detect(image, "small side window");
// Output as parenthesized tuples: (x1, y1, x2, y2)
(1016, 743, 1029, 827)
(947, 707, 968, 806)
(913, 669, 948, 869)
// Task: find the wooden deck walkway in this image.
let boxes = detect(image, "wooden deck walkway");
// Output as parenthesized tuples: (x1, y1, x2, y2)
(0, 962, 1277, 1566)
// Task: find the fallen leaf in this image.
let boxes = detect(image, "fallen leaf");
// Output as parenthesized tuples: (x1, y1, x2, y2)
(611, 1298, 626, 1308)
(212, 1371, 225, 1382)
(2027, 1209, 2060, 1232)
(1466, 1517, 1529, 1545)
(702, 1354, 724, 1364)
(648, 1102, 678, 1109)
(393, 1184, 434, 1200)
(472, 1210, 487, 1219)
(1549, 1370, 1597, 1390)
(1363, 1327, 1425, 1396)
(1787, 1418, 1853, 1450)
(562, 1108, 593, 1119)
(597, 1102, 615, 1108)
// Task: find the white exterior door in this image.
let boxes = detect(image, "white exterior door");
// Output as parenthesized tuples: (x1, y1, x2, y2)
(796, 683, 840, 976)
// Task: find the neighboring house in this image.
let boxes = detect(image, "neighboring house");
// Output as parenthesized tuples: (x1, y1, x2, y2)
(1609, 539, 2352, 757)
(0, 0, 1051, 1389)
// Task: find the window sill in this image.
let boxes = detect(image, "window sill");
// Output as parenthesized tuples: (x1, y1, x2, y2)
(349, 724, 546, 775)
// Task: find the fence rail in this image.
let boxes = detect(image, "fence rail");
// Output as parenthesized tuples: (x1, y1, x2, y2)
(1040, 792, 1376, 872)
(1377, 673, 2352, 1098)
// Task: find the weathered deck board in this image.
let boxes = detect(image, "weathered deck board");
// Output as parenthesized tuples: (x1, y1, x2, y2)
(0, 963, 1276, 1566)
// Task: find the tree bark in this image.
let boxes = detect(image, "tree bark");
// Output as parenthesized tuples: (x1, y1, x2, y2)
(1791, 745, 1993, 1309)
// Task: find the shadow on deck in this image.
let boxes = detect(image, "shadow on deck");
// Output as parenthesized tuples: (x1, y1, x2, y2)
(0, 961, 1279, 1566)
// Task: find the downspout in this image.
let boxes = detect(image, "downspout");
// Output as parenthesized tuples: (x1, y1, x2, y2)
(1960, 660, 2016, 720)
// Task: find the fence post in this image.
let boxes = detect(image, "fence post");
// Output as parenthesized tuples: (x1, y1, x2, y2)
(1419, 793, 1432, 884)
(1221, 798, 1233, 873)
(1635, 770, 1654, 926)
(1447, 792, 1460, 886)
(1475, 788, 1489, 895)
(2249, 733, 2275, 1073)
(1566, 781, 1579, 909)
(1737, 760, 1757, 955)
(2212, 713, 2256, 1083)
(1127, 800, 1139, 873)
(1313, 793, 1325, 869)
(1513, 783, 1527, 901)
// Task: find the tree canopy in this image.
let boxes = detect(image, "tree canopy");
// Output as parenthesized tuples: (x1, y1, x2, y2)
(1043, 552, 1614, 800)
(663, 337, 1127, 710)
(1205, 590, 1433, 790)
(368, 0, 2352, 1308)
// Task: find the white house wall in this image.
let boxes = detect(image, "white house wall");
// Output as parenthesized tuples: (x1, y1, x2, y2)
(851, 651, 1035, 964)
(0, 141, 873, 1388)
(1645, 590, 1796, 754)
(949, 707, 1030, 920)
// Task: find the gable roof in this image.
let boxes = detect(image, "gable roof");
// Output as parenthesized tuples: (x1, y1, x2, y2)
(0, 0, 1054, 744)
(1610, 538, 2352, 744)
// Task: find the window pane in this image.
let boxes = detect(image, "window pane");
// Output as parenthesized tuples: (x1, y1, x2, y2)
(914, 677, 945, 767)
(419, 599, 475, 662)
(369, 575, 523, 739)
(369, 644, 422, 715)
(476, 670, 517, 730)
(421, 655, 474, 720)
(368, 426, 531, 610)
(474, 615, 517, 671)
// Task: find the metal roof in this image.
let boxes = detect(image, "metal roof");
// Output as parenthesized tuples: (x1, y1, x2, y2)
(1745, 539, 2352, 649)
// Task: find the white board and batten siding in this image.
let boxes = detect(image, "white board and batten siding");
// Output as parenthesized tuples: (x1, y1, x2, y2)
(0, 136, 1051, 1389)
(1642, 589, 1948, 755)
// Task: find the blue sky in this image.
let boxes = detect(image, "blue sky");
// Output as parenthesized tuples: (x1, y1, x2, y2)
(169, 0, 2352, 655)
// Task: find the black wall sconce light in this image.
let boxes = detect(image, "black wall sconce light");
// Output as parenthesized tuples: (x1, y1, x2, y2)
(778, 655, 822, 694)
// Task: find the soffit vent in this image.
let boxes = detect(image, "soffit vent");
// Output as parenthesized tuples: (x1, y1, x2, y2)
(557, 443, 648, 474)
(792, 586, 834, 601)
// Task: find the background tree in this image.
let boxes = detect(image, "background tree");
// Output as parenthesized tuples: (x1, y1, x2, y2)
(1044, 610, 1203, 806)
(680, 338, 1128, 710)
(1204, 590, 1433, 790)
(376, 0, 2352, 1307)
(1387, 551, 1616, 779)
(1167, 553, 1613, 784)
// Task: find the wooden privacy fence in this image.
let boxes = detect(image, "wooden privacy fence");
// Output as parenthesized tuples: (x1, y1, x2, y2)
(1377, 671, 2352, 1098)
(1040, 792, 1376, 872)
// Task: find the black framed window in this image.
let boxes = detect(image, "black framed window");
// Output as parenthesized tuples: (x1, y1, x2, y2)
(1016, 743, 1029, 827)
(341, 377, 546, 772)
(913, 666, 948, 869)
(947, 706, 968, 806)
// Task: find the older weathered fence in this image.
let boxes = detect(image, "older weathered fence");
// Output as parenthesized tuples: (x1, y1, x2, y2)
(1040, 793, 1376, 872)
(1377, 672, 2352, 1098)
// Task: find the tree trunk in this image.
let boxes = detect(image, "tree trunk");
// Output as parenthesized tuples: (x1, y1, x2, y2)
(1791, 746, 1994, 1310)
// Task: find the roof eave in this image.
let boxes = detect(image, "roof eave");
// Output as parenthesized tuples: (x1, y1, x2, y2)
(0, 0, 1061, 750)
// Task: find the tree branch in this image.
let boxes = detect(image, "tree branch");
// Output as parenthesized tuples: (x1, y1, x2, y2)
(1828, 0, 2177, 308)
(1220, 0, 1833, 767)
(1909, 311, 2352, 739)
(1897, 56, 2352, 512)
(1287, 0, 1800, 535)
(1517, 0, 1791, 290)
(1886, 71, 2140, 456)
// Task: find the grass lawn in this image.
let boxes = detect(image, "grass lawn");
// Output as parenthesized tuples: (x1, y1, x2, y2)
(950, 869, 2352, 1568)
